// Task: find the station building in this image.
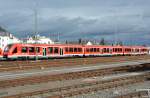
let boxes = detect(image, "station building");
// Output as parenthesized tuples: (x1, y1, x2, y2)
(23, 35, 54, 44)
(0, 32, 21, 50)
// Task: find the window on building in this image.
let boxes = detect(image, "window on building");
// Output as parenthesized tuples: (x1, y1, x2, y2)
(22, 47, 28, 53)
(29, 47, 35, 53)
(54, 47, 59, 53)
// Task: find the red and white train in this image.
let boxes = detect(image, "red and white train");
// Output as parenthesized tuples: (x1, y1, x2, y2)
(2, 43, 149, 60)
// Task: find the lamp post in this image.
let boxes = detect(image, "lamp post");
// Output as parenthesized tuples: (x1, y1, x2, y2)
(34, 2, 38, 61)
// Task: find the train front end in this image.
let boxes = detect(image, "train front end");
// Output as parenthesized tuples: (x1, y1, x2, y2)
(3, 44, 15, 59)
(0, 48, 3, 60)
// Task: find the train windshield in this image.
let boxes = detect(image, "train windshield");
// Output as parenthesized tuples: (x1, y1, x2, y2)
(4, 44, 13, 52)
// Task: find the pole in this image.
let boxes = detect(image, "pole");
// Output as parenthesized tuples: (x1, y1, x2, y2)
(34, 2, 38, 60)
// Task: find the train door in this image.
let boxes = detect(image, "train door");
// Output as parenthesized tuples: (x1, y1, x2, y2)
(43, 48, 47, 56)
(60, 48, 63, 55)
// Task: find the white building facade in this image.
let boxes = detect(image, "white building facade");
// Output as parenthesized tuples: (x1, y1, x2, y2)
(24, 35, 54, 44)
(0, 33, 20, 50)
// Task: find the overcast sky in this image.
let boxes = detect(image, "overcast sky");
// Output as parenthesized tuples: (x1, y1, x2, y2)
(0, 0, 150, 45)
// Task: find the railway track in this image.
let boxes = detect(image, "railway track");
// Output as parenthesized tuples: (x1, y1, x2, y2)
(0, 65, 129, 88)
(0, 63, 149, 89)
(2, 72, 150, 98)
(113, 91, 149, 98)
(0, 56, 149, 98)
(0, 55, 149, 72)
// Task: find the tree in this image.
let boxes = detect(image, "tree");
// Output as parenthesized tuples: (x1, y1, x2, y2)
(0, 26, 7, 32)
(65, 40, 68, 44)
(78, 38, 82, 44)
(117, 41, 123, 46)
(99, 38, 105, 45)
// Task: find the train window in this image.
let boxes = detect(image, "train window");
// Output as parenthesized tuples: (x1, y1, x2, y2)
(48, 47, 53, 53)
(116, 48, 117, 52)
(94, 48, 96, 52)
(12, 47, 17, 54)
(90, 48, 93, 52)
(141, 49, 146, 52)
(120, 48, 122, 52)
(129, 49, 131, 52)
(29, 47, 35, 53)
(106, 48, 110, 53)
(117, 48, 119, 52)
(113, 48, 115, 52)
(86, 48, 90, 52)
(22, 47, 27, 53)
(4, 44, 13, 52)
(117, 48, 122, 52)
(69, 48, 73, 52)
(96, 48, 100, 52)
(65, 47, 68, 52)
(135, 49, 139, 52)
(78, 48, 82, 52)
(116, 48, 118, 52)
(54, 47, 59, 54)
(141, 49, 143, 52)
(103, 48, 106, 53)
(125, 48, 131, 52)
(36, 47, 40, 53)
(74, 48, 77, 52)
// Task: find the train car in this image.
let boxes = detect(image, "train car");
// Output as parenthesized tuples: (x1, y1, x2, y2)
(3, 43, 37, 59)
(41, 44, 83, 58)
(84, 45, 114, 56)
(3, 43, 84, 60)
(63, 44, 84, 57)
(139, 46, 149, 55)
(123, 46, 133, 55)
(0, 48, 3, 59)
(112, 46, 124, 55)
(130, 46, 148, 55)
